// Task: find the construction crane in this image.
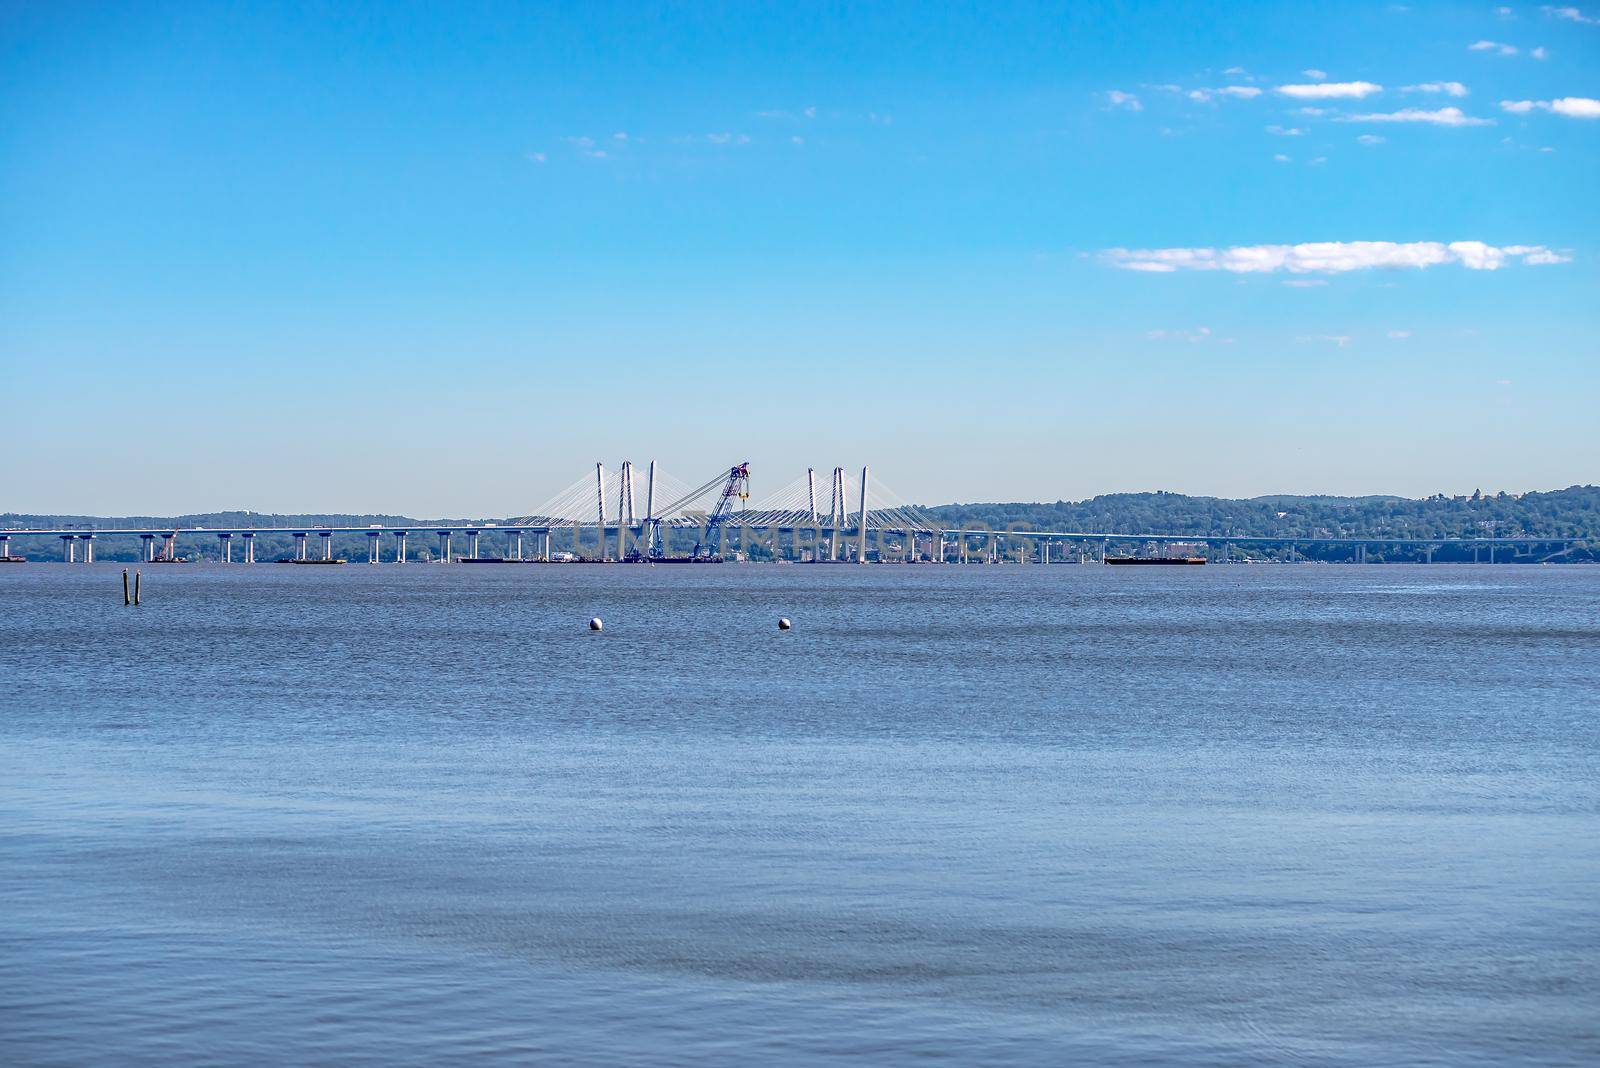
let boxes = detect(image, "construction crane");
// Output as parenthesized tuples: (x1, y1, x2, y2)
(633, 462, 750, 561)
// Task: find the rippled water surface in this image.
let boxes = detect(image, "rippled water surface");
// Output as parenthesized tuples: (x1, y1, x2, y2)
(2, 563, 1597, 1066)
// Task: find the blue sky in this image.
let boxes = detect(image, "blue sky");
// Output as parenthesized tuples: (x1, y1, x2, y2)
(2, 1, 1596, 515)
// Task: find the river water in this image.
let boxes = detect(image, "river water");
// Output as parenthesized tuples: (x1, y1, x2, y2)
(1, 563, 1596, 1066)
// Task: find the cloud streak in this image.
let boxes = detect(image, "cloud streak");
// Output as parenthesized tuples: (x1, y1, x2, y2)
(1103, 241, 1570, 274)
(1502, 96, 1600, 117)
(1276, 81, 1382, 99)
(1402, 81, 1469, 96)
(1338, 106, 1493, 126)
(1543, 5, 1599, 23)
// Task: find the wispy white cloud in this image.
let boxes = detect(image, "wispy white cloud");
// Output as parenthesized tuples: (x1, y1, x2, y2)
(1298, 106, 1329, 116)
(1103, 241, 1569, 273)
(757, 105, 819, 120)
(1403, 81, 1469, 96)
(1303, 68, 1329, 80)
(1147, 326, 1233, 343)
(1273, 153, 1293, 163)
(1276, 80, 1383, 99)
(525, 151, 547, 164)
(1188, 86, 1263, 102)
(1470, 38, 1549, 55)
(1105, 89, 1143, 111)
(1357, 133, 1386, 144)
(1265, 125, 1305, 135)
(1502, 96, 1600, 117)
(1298, 334, 1353, 346)
(1339, 106, 1493, 126)
(1282, 279, 1329, 287)
(1387, 329, 1412, 338)
(1544, 5, 1599, 22)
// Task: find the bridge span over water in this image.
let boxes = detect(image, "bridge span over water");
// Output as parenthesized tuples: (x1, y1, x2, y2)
(2, 462, 1583, 565)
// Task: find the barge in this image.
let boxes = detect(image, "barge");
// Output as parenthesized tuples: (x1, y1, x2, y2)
(1105, 556, 1206, 565)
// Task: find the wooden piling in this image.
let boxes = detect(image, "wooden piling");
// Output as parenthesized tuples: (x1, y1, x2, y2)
(133, 569, 141, 606)
(123, 569, 130, 605)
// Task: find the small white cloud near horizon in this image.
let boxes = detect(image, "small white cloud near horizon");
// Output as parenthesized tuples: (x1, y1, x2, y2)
(1469, 39, 1521, 53)
(1403, 81, 1470, 96)
(1105, 89, 1143, 111)
(1298, 334, 1353, 346)
(525, 151, 547, 163)
(1273, 153, 1293, 162)
(1303, 68, 1329, 80)
(1502, 96, 1600, 117)
(1266, 125, 1305, 135)
(1387, 329, 1413, 339)
(1544, 5, 1599, 23)
(1339, 106, 1493, 126)
(1282, 279, 1329, 287)
(1357, 133, 1387, 144)
(1103, 240, 1571, 274)
(1277, 80, 1383, 99)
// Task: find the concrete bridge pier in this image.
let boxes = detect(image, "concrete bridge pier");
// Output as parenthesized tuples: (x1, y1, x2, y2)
(319, 532, 334, 560)
(437, 531, 452, 562)
(292, 532, 308, 561)
(508, 530, 523, 561)
(162, 533, 178, 561)
(394, 531, 408, 562)
(1426, 545, 1435, 564)
(466, 530, 480, 560)
(0, 535, 9, 559)
(80, 535, 94, 563)
(219, 533, 232, 563)
(242, 533, 256, 564)
(366, 532, 381, 563)
(61, 536, 76, 563)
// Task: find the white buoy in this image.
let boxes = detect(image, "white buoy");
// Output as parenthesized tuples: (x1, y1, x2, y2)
(778, 617, 792, 631)
(589, 617, 603, 631)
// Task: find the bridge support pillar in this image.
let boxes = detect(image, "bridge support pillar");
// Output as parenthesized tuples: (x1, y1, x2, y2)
(81, 535, 94, 563)
(61, 536, 75, 563)
(367, 532, 381, 563)
(467, 530, 479, 560)
(320, 532, 333, 560)
(510, 530, 522, 561)
(163, 533, 177, 562)
(293, 533, 307, 561)
(0, 535, 8, 560)
(1426, 545, 1435, 564)
(219, 533, 232, 563)
(857, 466, 870, 564)
(395, 532, 408, 562)
(438, 531, 451, 562)
(988, 533, 997, 564)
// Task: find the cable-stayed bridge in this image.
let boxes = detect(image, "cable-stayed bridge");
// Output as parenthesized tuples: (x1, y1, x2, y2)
(1, 459, 1584, 564)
